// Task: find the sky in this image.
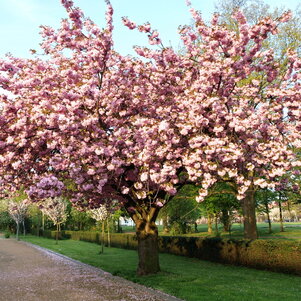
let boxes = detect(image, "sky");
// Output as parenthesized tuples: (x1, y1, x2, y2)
(0, 0, 300, 58)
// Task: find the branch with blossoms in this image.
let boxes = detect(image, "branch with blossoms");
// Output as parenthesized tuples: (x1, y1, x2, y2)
(8, 200, 29, 224)
(39, 197, 68, 227)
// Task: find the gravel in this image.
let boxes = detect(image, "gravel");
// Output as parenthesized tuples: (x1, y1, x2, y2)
(0, 238, 182, 301)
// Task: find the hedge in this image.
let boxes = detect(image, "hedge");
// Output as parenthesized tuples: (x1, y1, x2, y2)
(33, 230, 301, 276)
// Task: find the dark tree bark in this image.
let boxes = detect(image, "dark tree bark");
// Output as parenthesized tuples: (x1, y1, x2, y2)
(22, 219, 26, 236)
(42, 212, 45, 231)
(100, 222, 105, 253)
(162, 216, 169, 234)
(107, 219, 111, 248)
(221, 209, 231, 232)
(214, 213, 219, 235)
(16, 221, 20, 241)
(265, 202, 272, 234)
(55, 223, 59, 245)
(278, 200, 284, 232)
(242, 188, 258, 239)
(136, 219, 160, 275)
(125, 200, 161, 275)
(207, 213, 213, 235)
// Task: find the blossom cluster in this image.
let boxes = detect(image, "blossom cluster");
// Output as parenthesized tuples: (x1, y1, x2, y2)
(8, 200, 29, 223)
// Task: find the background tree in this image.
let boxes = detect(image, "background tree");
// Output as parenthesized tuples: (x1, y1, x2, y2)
(39, 197, 68, 244)
(159, 184, 200, 235)
(202, 182, 239, 235)
(8, 200, 29, 240)
(66, 207, 95, 231)
(255, 188, 276, 233)
(89, 205, 110, 253)
(0, 199, 14, 233)
(180, 3, 301, 240)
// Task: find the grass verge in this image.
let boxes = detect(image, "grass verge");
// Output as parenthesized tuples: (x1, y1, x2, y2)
(21, 235, 301, 301)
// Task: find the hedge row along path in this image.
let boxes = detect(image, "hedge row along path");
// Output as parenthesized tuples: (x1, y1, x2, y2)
(0, 238, 182, 301)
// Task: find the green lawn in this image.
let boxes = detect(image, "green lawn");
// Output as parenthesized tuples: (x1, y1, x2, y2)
(122, 222, 301, 241)
(17, 235, 301, 301)
(181, 222, 301, 240)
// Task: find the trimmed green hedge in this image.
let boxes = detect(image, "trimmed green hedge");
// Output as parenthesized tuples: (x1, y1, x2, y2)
(33, 230, 301, 276)
(64, 230, 138, 250)
(159, 236, 301, 275)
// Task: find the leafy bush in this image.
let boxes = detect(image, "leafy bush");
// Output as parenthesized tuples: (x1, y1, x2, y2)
(158, 236, 301, 275)
(4, 231, 10, 238)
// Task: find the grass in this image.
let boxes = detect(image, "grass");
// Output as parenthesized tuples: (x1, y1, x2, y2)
(19, 234, 301, 301)
(181, 222, 301, 240)
(122, 222, 301, 241)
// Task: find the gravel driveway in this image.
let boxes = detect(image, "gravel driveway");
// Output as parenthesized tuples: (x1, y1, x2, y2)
(0, 238, 182, 301)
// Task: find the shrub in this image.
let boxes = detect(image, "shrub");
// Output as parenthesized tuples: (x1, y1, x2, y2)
(4, 231, 10, 238)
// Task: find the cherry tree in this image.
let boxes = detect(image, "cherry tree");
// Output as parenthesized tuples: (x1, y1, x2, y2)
(1, 0, 301, 275)
(90, 204, 110, 253)
(0, 0, 187, 274)
(8, 200, 29, 240)
(172, 6, 301, 239)
(39, 197, 68, 244)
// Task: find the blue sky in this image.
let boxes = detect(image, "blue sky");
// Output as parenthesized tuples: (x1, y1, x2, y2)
(0, 0, 300, 58)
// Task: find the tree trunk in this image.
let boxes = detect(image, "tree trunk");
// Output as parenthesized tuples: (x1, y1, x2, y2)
(136, 220, 160, 276)
(100, 222, 104, 254)
(124, 199, 161, 275)
(279, 201, 284, 232)
(194, 222, 198, 233)
(107, 218, 111, 248)
(214, 213, 219, 236)
(56, 224, 59, 244)
(16, 221, 20, 241)
(221, 209, 230, 232)
(287, 201, 292, 221)
(42, 212, 45, 231)
(207, 214, 213, 235)
(117, 217, 122, 233)
(162, 216, 169, 233)
(22, 219, 26, 236)
(37, 212, 40, 236)
(242, 188, 258, 239)
(265, 203, 272, 234)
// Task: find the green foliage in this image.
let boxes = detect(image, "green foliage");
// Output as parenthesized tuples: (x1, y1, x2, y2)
(65, 207, 95, 231)
(4, 231, 10, 238)
(0, 210, 14, 231)
(216, 0, 301, 55)
(202, 182, 240, 232)
(22, 235, 301, 301)
(159, 184, 201, 234)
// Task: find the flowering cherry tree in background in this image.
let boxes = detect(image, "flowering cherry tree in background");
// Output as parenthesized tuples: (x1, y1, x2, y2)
(39, 197, 68, 244)
(8, 200, 29, 240)
(1, 0, 301, 274)
(173, 6, 301, 239)
(90, 204, 110, 253)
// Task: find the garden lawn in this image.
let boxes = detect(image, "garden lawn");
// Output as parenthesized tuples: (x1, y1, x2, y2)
(21, 235, 301, 301)
(123, 223, 301, 240)
(160, 222, 301, 241)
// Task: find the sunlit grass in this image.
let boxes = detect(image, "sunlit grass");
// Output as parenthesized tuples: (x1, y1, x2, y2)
(123, 222, 301, 241)
(21, 235, 301, 301)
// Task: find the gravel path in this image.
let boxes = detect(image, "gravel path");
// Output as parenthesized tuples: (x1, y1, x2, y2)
(0, 238, 182, 301)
